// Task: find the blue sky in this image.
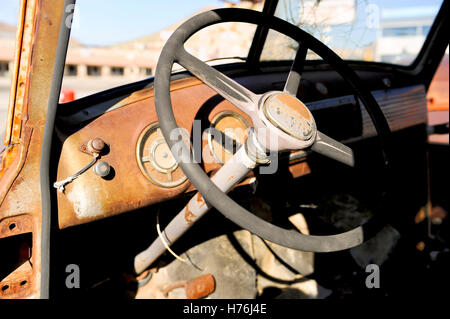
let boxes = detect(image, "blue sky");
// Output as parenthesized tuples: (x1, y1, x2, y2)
(0, 0, 20, 25)
(0, 0, 223, 45)
(0, 0, 443, 46)
(69, 0, 224, 46)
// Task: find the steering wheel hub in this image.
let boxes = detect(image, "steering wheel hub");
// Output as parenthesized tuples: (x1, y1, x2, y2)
(262, 93, 316, 141)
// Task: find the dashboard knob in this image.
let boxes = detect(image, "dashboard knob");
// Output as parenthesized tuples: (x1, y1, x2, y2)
(87, 138, 106, 154)
(93, 161, 111, 177)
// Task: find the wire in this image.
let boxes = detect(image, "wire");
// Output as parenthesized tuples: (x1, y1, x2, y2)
(156, 211, 187, 263)
(155, 206, 203, 271)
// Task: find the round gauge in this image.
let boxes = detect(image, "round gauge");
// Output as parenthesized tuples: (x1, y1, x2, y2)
(208, 111, 251, 165)
(136, 123, 187, 188)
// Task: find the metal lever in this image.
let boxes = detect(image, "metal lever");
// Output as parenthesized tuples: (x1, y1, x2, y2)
(53, 153, 99, 193)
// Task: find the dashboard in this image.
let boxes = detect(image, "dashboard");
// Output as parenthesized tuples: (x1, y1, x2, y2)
(54, 69, 428, 229)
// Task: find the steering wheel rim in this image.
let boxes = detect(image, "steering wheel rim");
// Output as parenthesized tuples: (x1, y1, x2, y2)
(154, 8, 393, 252)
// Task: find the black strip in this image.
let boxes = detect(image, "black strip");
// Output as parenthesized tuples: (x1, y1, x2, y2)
(246, 0, 278, 69)
(39, 0, 75, 299)
(290, 41, 308, 75)
(409, 0, 449, 88)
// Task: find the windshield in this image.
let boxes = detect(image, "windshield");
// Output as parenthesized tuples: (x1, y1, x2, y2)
(58, 0, 262, 100)
(261, 0, 443, 65)
(1, 0, 444, 111)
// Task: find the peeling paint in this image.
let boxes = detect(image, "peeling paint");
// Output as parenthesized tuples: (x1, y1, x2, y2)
(4, 176, 35, 217)
(196, 192, 206, 208)
(184, 206, 197, 223)
(67, 183, 104, 219)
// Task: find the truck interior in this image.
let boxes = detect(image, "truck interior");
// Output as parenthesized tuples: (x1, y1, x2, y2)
(0, 0, 448, 299)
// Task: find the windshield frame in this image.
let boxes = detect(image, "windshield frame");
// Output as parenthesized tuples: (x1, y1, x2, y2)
(246, 0, 447, 75)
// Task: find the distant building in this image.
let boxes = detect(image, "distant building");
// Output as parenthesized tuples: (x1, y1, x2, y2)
(0, 1, 263, 81)
(0, 22, 15, 77)
(375, 6, 436, 64)
(63, 40, 155, 79)
(0, 18, 158, 80)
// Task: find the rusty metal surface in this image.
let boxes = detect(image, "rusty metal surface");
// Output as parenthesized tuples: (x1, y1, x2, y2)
(55, 78, 241, 227)
(0, 261, 34, 299)
(160, 273, 215, 299)
(0, 0, 66, 299)
(87, 138, 106, 154)
(185, 273, 215, 299)
(3, 0, 34, 146)
(56, 78, 311, 228)
(56, 79, 202, 224)
(0, 214, 33, 239)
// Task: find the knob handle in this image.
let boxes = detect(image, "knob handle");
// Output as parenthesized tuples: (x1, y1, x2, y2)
(93, 161, 111, 177)
(87, 138, 106, 154)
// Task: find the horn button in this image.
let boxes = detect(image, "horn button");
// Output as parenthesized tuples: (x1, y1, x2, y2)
(263, 93, 316, 141)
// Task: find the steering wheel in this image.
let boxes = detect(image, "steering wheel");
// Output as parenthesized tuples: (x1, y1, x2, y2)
(153, 8, 392, 253)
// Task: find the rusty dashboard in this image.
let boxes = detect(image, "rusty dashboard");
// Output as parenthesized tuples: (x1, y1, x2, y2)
(54, 68, 427, 229)
(55, 74, 311, 228)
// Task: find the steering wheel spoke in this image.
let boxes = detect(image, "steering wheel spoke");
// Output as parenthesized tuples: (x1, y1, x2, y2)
(176, 48, 259, 115)
(311, 131, 355, 167)
(284, 42, 308, 96)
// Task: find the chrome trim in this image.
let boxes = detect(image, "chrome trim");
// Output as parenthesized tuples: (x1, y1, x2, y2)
(208, 110, 251, 165)
(288, 149, 308, 161)
(304, 85, 427, 139)
(61, 84, 427, 143)
(305, 95, 357, 111)
(360, 85, 427, 138)
(136, 122, 187, 188)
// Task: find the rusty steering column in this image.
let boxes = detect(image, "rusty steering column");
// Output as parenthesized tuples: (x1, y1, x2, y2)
(134, 129, 269, 275)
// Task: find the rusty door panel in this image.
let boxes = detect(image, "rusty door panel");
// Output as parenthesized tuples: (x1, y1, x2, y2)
(0, 0, 66, 298)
